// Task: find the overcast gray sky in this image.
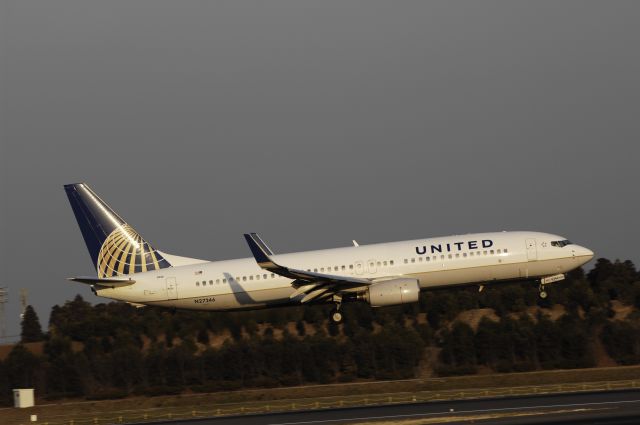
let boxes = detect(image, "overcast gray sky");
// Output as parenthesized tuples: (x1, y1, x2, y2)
(1, 1, 639, 339)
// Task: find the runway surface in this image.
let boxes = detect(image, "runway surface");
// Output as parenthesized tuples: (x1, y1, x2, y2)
(145, 389, 640, 425)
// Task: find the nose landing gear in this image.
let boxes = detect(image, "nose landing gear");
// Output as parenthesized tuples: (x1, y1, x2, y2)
(538, 284, 548, 299)
(538, 273, 564, 299)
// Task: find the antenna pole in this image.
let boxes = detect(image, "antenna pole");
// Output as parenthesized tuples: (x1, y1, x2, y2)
(0, 288, 8, 339)
(19, 288, 28, 319)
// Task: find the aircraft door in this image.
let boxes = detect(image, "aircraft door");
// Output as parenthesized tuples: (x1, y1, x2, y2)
(367, 259, 377, 274)
(526, 239, 537, 261)
(355, 261, 364, 275)
(166, 277, 178, 300)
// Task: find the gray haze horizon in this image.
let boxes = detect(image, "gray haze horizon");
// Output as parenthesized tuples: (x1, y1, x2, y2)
(1, 1, 639, 340)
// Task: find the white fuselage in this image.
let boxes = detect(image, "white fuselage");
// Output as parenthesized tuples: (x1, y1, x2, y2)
(95, 231, 593, 310)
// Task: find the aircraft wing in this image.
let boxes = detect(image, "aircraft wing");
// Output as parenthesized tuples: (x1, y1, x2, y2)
(68, 276, 136, 287)
(244, 233, 371, 303)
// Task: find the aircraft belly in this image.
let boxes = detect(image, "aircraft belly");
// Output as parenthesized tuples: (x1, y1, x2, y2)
(151, 286, 297, 311)
(417, 258, 566, 288)
(520, 257, 574, 277)
(417, 263, 503, 287)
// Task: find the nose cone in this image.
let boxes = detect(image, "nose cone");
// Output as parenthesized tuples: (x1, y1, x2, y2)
(575, 245, 595, 263)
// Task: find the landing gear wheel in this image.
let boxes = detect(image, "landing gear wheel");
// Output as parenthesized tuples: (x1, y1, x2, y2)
(330, 309, 343, 324)
(538, 284, 548, 299)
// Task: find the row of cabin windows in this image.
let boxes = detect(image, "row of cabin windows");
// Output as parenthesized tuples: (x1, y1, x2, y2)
(404, 248, 508, 264)
(304, 260, 394, 274)
(194, 259, 397, 287)
(196, 273, 276, 286)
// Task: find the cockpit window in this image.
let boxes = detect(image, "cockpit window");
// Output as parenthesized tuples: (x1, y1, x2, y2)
(551, 240, 572, 247)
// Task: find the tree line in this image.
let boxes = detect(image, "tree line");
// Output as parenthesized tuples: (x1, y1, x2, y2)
(0, 258, 638, 405)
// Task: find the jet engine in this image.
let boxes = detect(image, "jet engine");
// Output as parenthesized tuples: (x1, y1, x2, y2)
(359, 278, 420, 307)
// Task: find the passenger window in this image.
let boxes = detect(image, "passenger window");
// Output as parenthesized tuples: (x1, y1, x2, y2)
(448, 254, 452, 259)
(349, 265, 354, 269)
(263, 274, 267, 279)
(497, 249, 501, 254)
(271, 273, 275, 278)
(341, 265, 346, 270)
(383, 261, 387, 266)
(404, 259, 408, 264)
(196, 282, 199, 286)
(390, 260, 394, 265)
(418, 257, 423, 262)
(504, 248, 508, 253)
(455, 253, 460, 258)
(463, 253, 467, 257)
(321, 268, 325, 272)
(223, 278, 227, 283)
(426, 257, 430, 262)
(441, 255, 445, 260)
(411, 258, 415, 263)
(209, 280, 213, 285)
(490, 250, 494, 255)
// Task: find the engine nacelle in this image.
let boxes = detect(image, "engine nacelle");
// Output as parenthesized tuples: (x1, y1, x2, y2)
(360, 278, 420, 307)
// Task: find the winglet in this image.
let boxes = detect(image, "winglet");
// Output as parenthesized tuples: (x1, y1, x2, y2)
(244, 233, 278, 269)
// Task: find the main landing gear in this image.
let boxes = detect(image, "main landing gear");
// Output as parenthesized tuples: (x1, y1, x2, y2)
(330, 308, 343, 324)
(330, 295, 344, 324)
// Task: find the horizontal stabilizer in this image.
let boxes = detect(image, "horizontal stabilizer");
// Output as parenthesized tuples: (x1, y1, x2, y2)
(68, 276, 136, 287)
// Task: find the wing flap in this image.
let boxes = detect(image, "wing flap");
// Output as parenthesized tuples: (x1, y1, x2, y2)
(290, 283, 320, 299)
(300, 287, 330, 303)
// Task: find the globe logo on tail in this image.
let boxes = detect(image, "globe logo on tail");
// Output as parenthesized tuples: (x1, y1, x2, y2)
(97, 224, 170, 278)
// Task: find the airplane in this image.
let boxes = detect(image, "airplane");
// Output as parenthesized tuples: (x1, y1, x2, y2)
(64, 183, 595, 323)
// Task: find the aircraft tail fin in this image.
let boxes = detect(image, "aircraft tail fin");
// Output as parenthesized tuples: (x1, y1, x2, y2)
(64, 183, 172, 278)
